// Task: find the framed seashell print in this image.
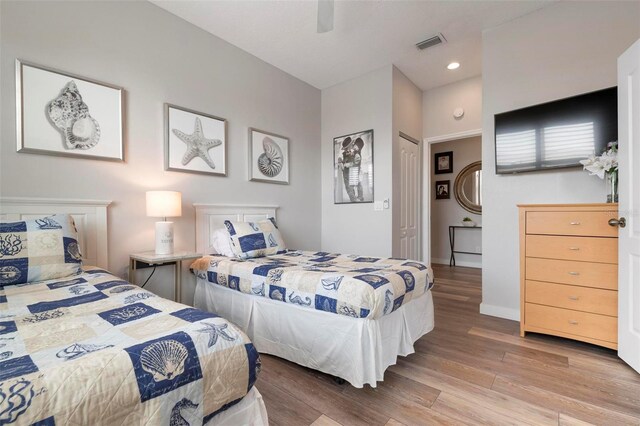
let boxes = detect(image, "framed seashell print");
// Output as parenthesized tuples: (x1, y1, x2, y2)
(165, 104, 227, 176)
(16, 60, 124, 161)
(248, 128, 289, 184)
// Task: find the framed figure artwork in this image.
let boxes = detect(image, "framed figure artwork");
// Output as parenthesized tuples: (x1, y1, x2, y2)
(165, 104, 227, 176)
(334, 129, 374, 204)
(248, 128, 289, 184)
(16, 60, 124, 161)
(435, 180, 451, 199)
(434, 151, 453, 174)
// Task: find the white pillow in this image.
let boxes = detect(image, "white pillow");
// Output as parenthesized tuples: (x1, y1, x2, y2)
(211, 228, 235, 257)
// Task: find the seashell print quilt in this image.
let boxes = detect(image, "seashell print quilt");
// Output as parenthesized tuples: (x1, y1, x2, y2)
(190, 251, 434, 319)
(0, 268, 260, 425)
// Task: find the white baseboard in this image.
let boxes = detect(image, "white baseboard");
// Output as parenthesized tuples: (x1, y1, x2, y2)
(479, 303, 520, 321)
(431, 257, 481, 269)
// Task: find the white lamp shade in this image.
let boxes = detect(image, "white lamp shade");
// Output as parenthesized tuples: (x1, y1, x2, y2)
(146, 191, 182, 218)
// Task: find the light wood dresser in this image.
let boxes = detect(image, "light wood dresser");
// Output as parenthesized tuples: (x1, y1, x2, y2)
(519, 204, 619, 349)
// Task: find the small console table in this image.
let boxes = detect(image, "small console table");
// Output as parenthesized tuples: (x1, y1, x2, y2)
(448, 226, 482, 266)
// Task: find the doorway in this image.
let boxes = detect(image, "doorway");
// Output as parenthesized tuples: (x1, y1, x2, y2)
(427, 135, 482, 269)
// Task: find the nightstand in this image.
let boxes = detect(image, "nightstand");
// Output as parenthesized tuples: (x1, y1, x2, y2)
(129, 251, 202, 304)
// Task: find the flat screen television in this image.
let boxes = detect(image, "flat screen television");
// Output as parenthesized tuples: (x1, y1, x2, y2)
(494, 87, 617, 174)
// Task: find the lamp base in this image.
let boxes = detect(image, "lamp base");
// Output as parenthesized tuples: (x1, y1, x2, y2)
(155, 221, 174, 255)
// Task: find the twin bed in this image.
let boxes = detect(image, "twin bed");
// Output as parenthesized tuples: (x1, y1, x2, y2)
(0, 199, 266, 425)
(0, 199, 435, 425)
(190, 204, 435, 388)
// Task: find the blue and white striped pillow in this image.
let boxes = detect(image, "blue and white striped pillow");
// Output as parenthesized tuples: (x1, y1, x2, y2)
(0, 214, 82, 285)
(224, 218, 286, 259)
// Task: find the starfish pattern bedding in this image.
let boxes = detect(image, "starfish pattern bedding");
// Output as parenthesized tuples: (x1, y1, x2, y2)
(190, 251, 434, 319)
(0, 267, 260, 425)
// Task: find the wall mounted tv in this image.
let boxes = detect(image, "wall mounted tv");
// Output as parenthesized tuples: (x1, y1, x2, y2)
(494, 87, 617, 174)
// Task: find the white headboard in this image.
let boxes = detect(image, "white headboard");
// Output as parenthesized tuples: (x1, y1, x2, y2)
(0, 197, 111, 269)
(194, 203, 278, 254)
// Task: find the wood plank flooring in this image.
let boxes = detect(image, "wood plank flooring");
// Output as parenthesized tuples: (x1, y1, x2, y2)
(255, 264, 640, 425)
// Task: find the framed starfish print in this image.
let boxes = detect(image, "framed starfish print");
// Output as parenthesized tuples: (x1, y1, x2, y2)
(164, 104, 227, 176)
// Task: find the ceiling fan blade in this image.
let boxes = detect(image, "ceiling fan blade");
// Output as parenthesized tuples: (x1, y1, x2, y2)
(317, 0, 334, 33)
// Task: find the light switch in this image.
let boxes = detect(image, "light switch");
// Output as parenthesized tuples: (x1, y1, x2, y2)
(383, 199, 390, 209)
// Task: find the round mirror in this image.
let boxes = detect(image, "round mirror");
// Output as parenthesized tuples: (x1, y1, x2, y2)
(454, 161, 482, 214)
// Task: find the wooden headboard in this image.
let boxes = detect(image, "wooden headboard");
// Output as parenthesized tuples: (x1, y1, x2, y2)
(194, 203, 278, 254)
(0, 197, 111, 269)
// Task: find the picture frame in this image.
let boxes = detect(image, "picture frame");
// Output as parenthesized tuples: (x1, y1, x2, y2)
(16, 60, 124, 161)
(164, 103, 227, 176)
(434, 151, 453, 174)
(435, 180, 451, 199)
(248, 128, 290, 184)
(333, 129, 374, 204)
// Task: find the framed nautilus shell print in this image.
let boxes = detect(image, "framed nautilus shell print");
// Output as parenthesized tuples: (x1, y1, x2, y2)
(165, 104, 227, 176)
(248, 128, 289, 184)
(16, 60, 124, 161)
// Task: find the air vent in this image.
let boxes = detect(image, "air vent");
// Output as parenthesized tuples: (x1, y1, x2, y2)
(416, 33, 446, 50)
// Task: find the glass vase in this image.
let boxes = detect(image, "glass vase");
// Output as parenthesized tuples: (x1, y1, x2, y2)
(606, 170, 618, 203)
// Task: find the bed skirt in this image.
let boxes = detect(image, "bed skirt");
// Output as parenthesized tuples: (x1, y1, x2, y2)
(195, 278, 435, 388)
(208, 387, 268, 426)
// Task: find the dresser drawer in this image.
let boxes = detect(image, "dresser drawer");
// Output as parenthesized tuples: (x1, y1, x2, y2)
(526, 235, 618, 263)
(525, 257, 617, 290)
(525, 280, 617, 316)
(525, 303, 617, 343)
(526, 211, 618, 237)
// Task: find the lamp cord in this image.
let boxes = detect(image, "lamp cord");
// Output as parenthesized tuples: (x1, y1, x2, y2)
(140, 265, 157, 289)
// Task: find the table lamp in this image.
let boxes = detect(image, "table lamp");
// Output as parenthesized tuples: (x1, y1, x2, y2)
(146, 191, 182, 255)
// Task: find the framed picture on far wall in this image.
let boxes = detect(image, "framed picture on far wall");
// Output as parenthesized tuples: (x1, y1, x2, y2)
(16, 60, 124, 161)
(248, 128, 289, 184)
(165, 103, 227, 176)
(434, 151, 453, 174)
(435, 180, 450, 199)
(334, 129, 374, 204)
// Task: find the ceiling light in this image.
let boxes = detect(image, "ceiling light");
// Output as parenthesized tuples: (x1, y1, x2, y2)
(447, 62, 460, 70)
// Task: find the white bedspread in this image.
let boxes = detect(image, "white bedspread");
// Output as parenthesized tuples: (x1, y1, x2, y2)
(194, 278, 434, 388)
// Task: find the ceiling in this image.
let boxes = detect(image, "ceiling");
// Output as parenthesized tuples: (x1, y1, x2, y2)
(151, 0, 553, 91)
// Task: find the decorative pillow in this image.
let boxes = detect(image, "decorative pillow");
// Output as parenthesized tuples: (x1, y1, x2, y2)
(211, 228, 235, 257)
(224, 218, 286, 259)
(0, 214, 82, 285)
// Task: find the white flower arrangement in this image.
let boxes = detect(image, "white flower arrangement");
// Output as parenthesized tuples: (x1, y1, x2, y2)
(579, 141, 618, 179)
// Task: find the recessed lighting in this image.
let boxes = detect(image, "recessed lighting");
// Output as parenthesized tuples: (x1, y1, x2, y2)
(447, 62, 460, 70)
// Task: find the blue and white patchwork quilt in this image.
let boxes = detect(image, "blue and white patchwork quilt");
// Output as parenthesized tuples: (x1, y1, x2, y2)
(191, 251, 434, 319)
(0, 268, 260, 425)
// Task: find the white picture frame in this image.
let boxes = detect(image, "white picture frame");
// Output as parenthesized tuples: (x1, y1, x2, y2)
(165, 104, 227, 176)
(248, 128, 289, 184)
(16, 60, 124, 162)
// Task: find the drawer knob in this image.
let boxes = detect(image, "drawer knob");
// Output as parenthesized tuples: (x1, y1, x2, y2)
(568, 271, 580, 276)
(568, 295, 580, 301)
(569, 221, 581, 225)
(568, 247, 580, 251)
(608, 217, 626, 228)
(568, 320, 579, 325)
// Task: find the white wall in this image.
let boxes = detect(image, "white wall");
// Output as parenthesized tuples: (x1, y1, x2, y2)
(423, 76, 482, 139)
(481, 1, 640, 320)
(0, 1, 321, 304)
(392, 67, 423, 258)
(431, 136, 482, 267)
(321, 66, 393, 256)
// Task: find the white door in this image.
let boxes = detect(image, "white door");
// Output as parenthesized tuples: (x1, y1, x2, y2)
(618, 39, 640, 374)
(398, 136, 420, 260)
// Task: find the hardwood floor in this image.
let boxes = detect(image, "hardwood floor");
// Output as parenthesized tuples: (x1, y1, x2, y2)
(255, 264, 640, 425)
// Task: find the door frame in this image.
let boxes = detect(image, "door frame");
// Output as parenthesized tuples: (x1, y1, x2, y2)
(423, 128, 482, 266)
